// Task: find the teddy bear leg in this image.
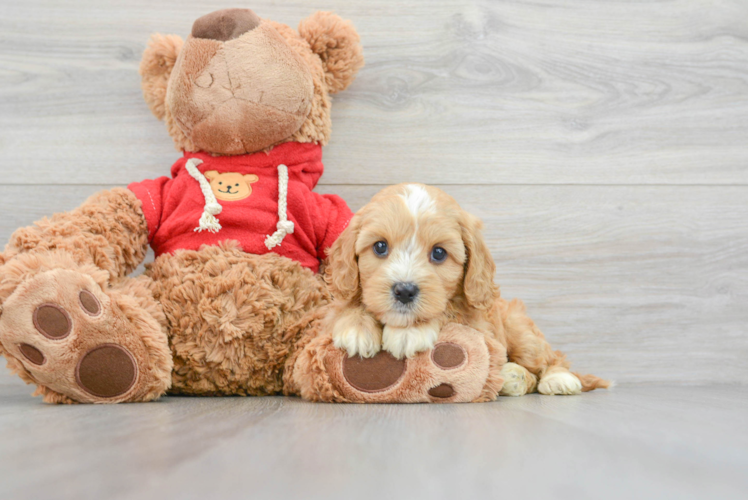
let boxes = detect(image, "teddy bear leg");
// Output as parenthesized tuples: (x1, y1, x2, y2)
(291, 323, 508, 403)
(0, 268, 172, 404)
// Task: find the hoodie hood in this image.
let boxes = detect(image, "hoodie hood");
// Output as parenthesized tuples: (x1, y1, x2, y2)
(176, 142, 324, 190)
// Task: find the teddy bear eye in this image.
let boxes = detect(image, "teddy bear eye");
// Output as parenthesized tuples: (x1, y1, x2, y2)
(218, 182, 223, 185)
(235, 183, 240, 187)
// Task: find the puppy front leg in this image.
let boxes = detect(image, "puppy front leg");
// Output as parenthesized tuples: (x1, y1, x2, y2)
(382, 319, 440, 359)
(332, 306, 383, 358)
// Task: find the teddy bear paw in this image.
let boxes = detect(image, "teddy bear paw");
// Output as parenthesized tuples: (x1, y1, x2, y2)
(298, 323, 498, 403)
(0, 269, 168, 403)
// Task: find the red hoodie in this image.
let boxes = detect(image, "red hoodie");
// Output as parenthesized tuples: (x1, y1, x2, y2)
(128, 142, 352, 273)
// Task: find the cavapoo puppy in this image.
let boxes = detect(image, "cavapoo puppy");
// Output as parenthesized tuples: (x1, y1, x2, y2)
(325, 183, 609, 396)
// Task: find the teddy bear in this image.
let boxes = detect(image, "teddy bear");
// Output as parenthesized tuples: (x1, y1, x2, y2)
(0, 7, 505, 404)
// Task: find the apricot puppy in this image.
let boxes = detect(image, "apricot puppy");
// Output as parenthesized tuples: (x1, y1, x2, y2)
(325, 184, 610, 396)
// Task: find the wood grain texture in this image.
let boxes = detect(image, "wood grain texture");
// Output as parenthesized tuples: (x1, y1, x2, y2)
(1, 2, 747, 497)
(0, 0, 747, 184)
(0, 184, 745, 384)
(0, 1, 746, 385)
(0, 380, 746, 500)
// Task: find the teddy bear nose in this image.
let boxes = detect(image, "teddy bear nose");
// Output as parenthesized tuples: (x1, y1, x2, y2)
(192, 8, 261, 42)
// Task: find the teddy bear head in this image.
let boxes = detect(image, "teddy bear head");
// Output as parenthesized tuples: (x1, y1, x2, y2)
(139, 8, 364, 156)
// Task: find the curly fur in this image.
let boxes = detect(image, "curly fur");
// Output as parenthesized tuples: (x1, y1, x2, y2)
(324, 184, 610, 396)
(0, 9, 365, 404)
(292, 322, 503, 403)
(140, 12, 363, 153)
(140, 34, 195, 152)
(325, 212, 361, 302)
(0, 260, 171, 403)
(2, 188, 149, 281)
(147, 241, 331, 396)
(298, 11, 365, 94)
(266, 19, 333, 148)
(0, 252, 107, 394)
(140, 34, 183, 121)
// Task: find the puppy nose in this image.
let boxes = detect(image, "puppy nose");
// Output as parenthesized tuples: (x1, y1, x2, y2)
(192, 8, 261, 42)
(392, 282, 419, 304)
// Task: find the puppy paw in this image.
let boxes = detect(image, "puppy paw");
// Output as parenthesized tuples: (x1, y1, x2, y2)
(499, 362, 534, 397)
(332, 311, 382, 358)
(538, 370, 582, 395)
(382, 320, 439, 359)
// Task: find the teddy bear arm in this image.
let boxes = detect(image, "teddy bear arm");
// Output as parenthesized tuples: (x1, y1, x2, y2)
(2, 188, 149, 284)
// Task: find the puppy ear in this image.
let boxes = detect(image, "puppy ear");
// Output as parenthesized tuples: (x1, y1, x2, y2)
(298, 12, 364, 94)
(204, 170, 219, 180)
(325, 214, 361, 302)
(139, 34, 183, 120)
(461, 212, 499, 310)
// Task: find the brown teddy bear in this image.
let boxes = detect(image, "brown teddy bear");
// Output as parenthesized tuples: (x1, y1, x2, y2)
(0, 8, 503, 404)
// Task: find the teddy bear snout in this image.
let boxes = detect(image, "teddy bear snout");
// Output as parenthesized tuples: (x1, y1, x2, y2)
(192, 8, 261, 42)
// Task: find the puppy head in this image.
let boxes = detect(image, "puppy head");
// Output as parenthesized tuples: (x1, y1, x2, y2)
(327, 184, 498, 327)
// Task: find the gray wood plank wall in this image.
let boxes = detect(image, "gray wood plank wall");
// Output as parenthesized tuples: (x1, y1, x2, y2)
(0, 0, 746, 385)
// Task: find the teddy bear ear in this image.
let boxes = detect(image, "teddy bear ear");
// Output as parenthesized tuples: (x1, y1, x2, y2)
(244, 174, 260, 183)
(298, 12, 364, 94)
(139, 33, 184, 121)
(205, 170, 219, 180)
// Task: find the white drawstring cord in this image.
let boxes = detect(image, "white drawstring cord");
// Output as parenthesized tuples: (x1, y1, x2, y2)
(187, 158, 293, 246)
(185, 158, 223, 233)
(265, 164, 294, 249)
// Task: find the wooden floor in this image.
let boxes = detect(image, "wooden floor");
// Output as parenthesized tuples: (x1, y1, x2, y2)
(0, 0, 747, 498)
(0, 374, 746, 500)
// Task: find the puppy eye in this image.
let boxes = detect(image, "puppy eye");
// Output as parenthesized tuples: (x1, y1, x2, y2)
(373, 241, 389, 258)
(430, 246, 448, 264)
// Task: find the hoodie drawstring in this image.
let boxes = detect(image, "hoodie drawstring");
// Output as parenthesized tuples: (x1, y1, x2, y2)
(186, 158, 223, 233)
(265, 164, 294, 249)
(187, 159, 293, 247)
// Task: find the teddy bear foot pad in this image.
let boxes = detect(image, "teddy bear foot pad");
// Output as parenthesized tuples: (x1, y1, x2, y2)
(295, 323, 497, 403)
(0, 270, 166, 403)
(342, 343, 466, 399)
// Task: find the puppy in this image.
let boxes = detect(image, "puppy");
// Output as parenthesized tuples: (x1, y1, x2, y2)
(325, 183, 609, 396)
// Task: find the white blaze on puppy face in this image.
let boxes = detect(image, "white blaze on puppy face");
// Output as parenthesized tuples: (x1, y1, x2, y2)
(354, 184, 468, 328)
(384, 185, 434, 286)
(401, 184, 435, 218)
(384, 237, 423, 286)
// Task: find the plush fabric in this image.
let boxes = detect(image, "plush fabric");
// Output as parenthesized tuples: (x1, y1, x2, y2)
(0, 8, 516, 405)
(0, 9, 370, 404)
(0, 251, 172, 404)
(291, 323, 507, 404)
(147, 241, 331, 396)
(1, 188, 149, 281)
